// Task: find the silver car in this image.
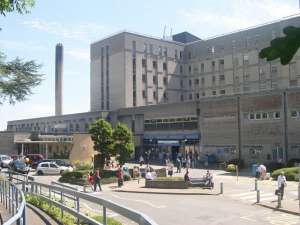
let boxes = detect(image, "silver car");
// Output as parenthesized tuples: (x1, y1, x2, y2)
(0, 155, 13, 168)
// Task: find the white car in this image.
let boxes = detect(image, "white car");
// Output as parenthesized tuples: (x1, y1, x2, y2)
(0, 155, 13, 168)
(36, 162, 66, 175)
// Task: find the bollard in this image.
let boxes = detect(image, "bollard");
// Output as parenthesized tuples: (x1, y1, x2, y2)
(256, 190, 260, 203)
(255, 179, 258, 191)
(220, 182, 224, 194)
(277, 193, 282, 208)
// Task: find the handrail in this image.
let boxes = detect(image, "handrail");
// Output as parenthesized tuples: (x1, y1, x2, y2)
(0, 179, 26, 225)
(28, 181, 158, 225)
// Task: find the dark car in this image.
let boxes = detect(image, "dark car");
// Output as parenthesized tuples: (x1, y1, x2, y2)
(9, 160, 30, 174)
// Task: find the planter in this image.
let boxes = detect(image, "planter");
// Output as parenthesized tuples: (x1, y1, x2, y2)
(145, 179, 188, 189)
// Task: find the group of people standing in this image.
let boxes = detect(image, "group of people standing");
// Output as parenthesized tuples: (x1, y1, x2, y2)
(87, 167, 125, 192)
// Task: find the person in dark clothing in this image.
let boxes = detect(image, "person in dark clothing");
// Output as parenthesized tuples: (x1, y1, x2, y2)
(184, 170, 190, 183)
(117, 168, 124, 187)
(93, 169, 102, 191)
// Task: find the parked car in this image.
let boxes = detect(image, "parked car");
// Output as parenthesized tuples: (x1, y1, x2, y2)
(25, 154, 44, 169)
(8, 160, 30, 174)
(36, 162, 68, 175)
(38, 159, 73, 172)
(0, 155, 13, 168)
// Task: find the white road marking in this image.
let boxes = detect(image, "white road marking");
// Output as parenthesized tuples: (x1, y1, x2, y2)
(110, 193, 166, 209)
(240, 216, 257, 222)
(230, 192, 255, 197)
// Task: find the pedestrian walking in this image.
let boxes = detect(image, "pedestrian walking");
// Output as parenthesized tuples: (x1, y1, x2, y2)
(276, 171, 287, 200)
(176, 157, 182, 173)
(117, 168, 124, 187)
(93, 169, 102, 192)
(139, 155, 144, 166)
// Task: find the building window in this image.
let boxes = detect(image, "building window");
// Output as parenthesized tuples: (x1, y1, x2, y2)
(153, 61, 157, 69)
(164, 47, 167, 57)
(175, 50, 178, 59)
(158, 46, 162, 56)
(142, 59, 146, 67)
(212, 76, 216, 84)
(180, 65, 183, 74)
(150, 44, 153, 54)
(220, 90, 226, 95)
(262, 112, 268, 119)
(219, 59, 224, 70)
(163, 92, 168, 101)
(212, 90, 216, 95)
(189, 94, 192, 100)
(188, 52, 192, 59)
(211, 61, 215, 71)
(255, 113, 261, 120)
(201, 63, 204, 73)
(163, 77, 168, 85)
(249, 113, 255, 120)
(132, 41, 136, 57)
(188, 65, 192, 74)
(219, 75, 225, 81)
(189, 79, 192, 87)
(142, 74, 146, 82)
(163, 62, 167, 71)
(153, 76, 157, 84)
(194, 79, 199, 86)
(201, 77, 205, 85)
(142, 90, 146, 98)
(180, 94, 184, 102)
(273, 112, 280, 119)
(179, 51, 183, 60)
(180, 79, 184, 88)
(153, 91, 156, 99)
(291, 111, 298, 118)
(196, 93, 200, 99)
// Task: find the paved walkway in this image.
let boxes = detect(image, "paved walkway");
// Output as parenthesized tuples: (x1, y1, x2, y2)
(26, 204, 59, 225)
(0, 203, 10, 224)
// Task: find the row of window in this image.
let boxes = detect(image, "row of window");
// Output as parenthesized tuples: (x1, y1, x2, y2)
(144, 116, 198, 124)
(244, 112, 281, 120)
(135, 41, 183, 60)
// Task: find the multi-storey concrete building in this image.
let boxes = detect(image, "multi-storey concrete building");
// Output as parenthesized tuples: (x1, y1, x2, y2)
(91, 15, 300, 111)
(3, 15, 300, 165)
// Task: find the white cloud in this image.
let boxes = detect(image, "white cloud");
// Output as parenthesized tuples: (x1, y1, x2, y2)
(66, 49, 89, 61)
(179, 0, 298, 38)
(0, 40, 47, 52)
(20, 19, 106, 43)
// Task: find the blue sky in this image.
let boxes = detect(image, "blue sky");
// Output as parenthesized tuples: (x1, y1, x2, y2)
(0, 0, 299, 130)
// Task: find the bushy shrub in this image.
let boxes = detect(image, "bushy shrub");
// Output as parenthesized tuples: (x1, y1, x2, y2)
(26, 194, 122, 225)
(226, 164, 237, 172)
(271, 167, 300, 181)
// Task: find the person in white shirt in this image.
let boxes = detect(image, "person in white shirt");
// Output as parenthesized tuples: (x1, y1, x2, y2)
(277, 172, 287, 200)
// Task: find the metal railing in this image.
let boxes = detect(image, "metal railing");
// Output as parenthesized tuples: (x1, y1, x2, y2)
(0, 178, 26, 225)
(26, 181, 158, 225)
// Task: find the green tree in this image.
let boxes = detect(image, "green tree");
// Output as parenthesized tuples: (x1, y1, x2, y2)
(89, 119, 114, 170)
(0, 53, 42, 104)
(113, 123, 134, 166)
(0, 0, 42, 105)
(259, 26, 300, 65)
(0, 0, 35, 16)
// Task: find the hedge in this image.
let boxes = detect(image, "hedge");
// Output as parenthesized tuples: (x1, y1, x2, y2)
(26, 194, 122, 225)
(271, 167, 300, 181)
(59, 169, 131, 186)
